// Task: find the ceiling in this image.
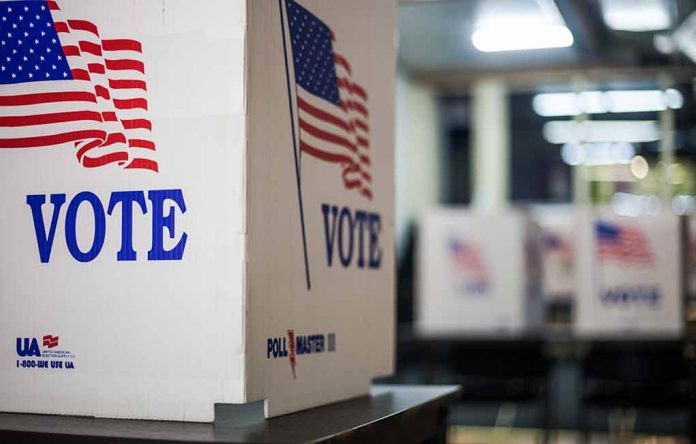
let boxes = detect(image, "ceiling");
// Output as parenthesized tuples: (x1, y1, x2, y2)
(398, 0, 696, 81)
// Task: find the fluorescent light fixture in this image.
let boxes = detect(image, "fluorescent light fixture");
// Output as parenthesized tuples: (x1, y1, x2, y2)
(543, 120, 660, 144)
(600, 0, 671, 32)
(472, 0, 573, 52)
(561, 142, 635, 166)
(612, 192, 662, 217)
(533, 89, 683, 117)
(533, 91, 605, 116)
(472, 24, 573, 52)
(605, 89, 683, 113)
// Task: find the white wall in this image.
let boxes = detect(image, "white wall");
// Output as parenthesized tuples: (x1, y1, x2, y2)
(395, 72, 442, 259)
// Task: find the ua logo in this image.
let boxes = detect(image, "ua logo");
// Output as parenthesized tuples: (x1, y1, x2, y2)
(16, 338, 41, 357)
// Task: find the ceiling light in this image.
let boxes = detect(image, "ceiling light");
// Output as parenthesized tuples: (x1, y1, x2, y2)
(533, 91, 605, 116)
(543, 120, 660, 144)
(561, 142, 635, 166)
(600, 0, 671, 32)
(605, 89, 682, 112)
(472, 24, 573, 52)
(533, 89, 683, 117)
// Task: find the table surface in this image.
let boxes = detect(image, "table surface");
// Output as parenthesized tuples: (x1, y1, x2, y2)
(0, 384, 461, 444)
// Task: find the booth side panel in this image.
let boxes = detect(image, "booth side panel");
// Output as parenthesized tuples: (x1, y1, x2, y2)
(0, 0, 247, 421)
(244, 0, 396, 417)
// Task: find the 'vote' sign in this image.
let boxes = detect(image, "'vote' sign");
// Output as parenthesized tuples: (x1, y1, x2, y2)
(26, 189, 188, 263)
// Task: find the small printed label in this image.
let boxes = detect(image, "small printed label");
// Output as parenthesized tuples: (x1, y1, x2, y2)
(15, 335, 77, 371)
(266, 331, 336, 379)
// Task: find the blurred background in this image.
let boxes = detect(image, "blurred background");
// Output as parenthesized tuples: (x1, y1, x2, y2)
(382, 0, 696, 442)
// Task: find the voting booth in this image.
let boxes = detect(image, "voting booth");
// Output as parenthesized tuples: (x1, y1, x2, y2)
(416, 208, 542, 335)
(530, 205, 576, 302)
(574, 207, 683, 338)
(0, 0, 396, 422)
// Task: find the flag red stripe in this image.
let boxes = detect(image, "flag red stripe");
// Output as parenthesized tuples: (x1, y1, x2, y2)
(0, 91, 96, 106)
(299, 96, 367, 137)
(113, 98, 148, 110)
(0, 111, 102, 127)
(75, 138, 103, 159)
(302, 141, 372, 184)
(70, 69, 90, 81)
(346, 169, 372, 184)
(128, 139, 155, 150)
(337, 78, 367, 101)
(343, 162, 372, 182)
(300, 140, 353, 164)
(354, 120, 368, 133)
(75, 133, 129, 161)
(63, 45, 80, 57)
(68, 20, 99, 36)
(299, 119, 356, 153)
(54, 21, 69, 33)
(125, 158, 159, 172)
(102, 112, 117, 122)
(121, 119, 152, 130)
(108, 79, 146, 90)
(103, 132, 127, 146)
(334, 54, 352, 75)
(343, 177, 362, 189)
(298, 96, 351, 134)
(88, 63, 105, 74)
(102, 39, 143, 53)
(105, 59, 145, 73)
(47, 1, 60, 11)
(79, 41, 102, 56)
(357, 136, 368, 148)
(342, 100, 368, 118)
(0, 130, 106, 148)
(301, 142, 373, 191)
(94, 85, 110, 100)
(82, 151, 129, 168)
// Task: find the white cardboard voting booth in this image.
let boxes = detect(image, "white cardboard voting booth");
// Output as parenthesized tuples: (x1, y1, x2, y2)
(0, 0, 396, 422)
(530, 205, 576, 302)
(574, 207, 683, 338)
(417, 208, 542, 335)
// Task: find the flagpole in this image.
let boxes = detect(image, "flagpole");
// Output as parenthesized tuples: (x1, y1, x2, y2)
(279, 0, 311, 291)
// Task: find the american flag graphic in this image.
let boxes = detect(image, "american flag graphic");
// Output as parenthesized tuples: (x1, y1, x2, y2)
(449, 239, 486, 277)
(0, 0, 157, 172)
(42, 334, 58, 349)
(595, 220, 654, 265)
(285, 0, 372, 200)
(543, 233, 572, 261)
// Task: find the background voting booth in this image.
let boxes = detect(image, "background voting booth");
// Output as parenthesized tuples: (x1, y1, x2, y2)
(530, 205, 576, 303)
(0, 0, 396, 422)
(574, 207, 683, 338)
(417, 208, 543, 335)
